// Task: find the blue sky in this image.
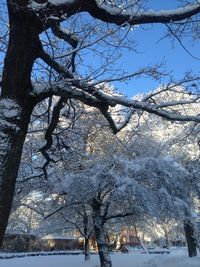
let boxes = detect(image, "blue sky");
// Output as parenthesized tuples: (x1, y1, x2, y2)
(113, 0, 200, 97)
(2, 0, 199, 99)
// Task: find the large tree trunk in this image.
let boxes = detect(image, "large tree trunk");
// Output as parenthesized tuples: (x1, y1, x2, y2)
(0, 0, 41, 246)
(0, 102, 33, 247)
(184, 219, 197, 257)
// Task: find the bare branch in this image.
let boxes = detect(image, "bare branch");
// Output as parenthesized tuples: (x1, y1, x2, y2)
(39, 97, 67, 178)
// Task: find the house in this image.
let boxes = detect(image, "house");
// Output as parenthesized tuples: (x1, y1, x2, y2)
(1, 233, 36, 252)
(119, 226, 141, 247)
(40, 234, 83, 251)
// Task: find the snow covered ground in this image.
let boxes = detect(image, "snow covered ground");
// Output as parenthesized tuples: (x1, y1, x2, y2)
(0, 248, 199, 267)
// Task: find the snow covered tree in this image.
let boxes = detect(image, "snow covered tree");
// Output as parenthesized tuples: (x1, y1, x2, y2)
(121, 94, 200, 257)
(51, 161, 136, 267)
(1, 0, 200, 250)
(41, 149, 193, 267)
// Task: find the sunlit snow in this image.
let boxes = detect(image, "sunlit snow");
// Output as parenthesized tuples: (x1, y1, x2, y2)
(0, 248, 199, 267)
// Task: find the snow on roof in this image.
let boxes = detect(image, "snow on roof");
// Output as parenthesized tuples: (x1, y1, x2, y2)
(48, 0, 74, 4)
(41, 234, 77, 240)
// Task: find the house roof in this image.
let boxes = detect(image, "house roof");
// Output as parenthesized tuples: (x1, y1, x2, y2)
(41, 234, 77, 240)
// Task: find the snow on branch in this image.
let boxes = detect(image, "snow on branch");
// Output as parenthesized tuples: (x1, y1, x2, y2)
(95, 90, 200, 123)
(51, 22, 79, 48)
(30, 0, 200, 26)
(32, 77, 200, 137)
(35, 37, 200, 131)
(87, 1, 200, 26)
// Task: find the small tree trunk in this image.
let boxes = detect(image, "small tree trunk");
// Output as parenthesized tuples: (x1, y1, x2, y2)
(92, 199, 112, 267)
(84, 237, 90, 261)
(93, 222, 112, 267)
(164, 230, 169, 249)
(82, 210, 90, 261)
(184, 219, 197, 257)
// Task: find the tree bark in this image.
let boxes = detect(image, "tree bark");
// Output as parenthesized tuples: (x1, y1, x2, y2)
(0, 0, 41, 246)
(163, 230, 169, 249)
(93, 221, 112, 267)
(84, 237, 90, 261)
(82, 209, 91, 260)
(92, 200, 112, 267)
(184, 219, 197, 257)
(0, 103, 33, 247)
(2, 1, 41, 102)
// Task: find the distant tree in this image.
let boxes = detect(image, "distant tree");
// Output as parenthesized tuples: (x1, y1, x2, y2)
(56, 161, 137, 267)
(46, 202, 94, 261)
